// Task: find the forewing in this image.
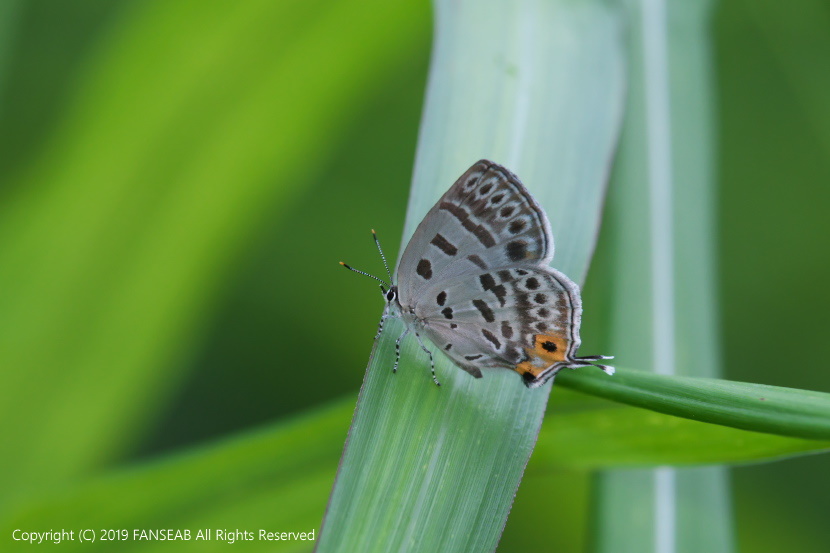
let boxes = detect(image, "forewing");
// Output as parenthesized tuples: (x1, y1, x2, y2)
(415, 266, 583, 388)
(397, 160, 554, 307)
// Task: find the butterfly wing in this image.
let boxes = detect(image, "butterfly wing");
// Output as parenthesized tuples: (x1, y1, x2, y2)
(397, 160, 554, 308)
(414, 266, 592, 388)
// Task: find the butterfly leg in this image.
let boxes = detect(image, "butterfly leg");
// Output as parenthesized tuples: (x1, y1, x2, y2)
(374, 314, 391, 341)
(414, 331, 440, 387)
(393, 328, 410, 374)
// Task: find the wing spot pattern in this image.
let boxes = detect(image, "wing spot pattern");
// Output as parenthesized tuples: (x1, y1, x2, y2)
(481, 328, 501, 349)
(416, 259, 432, 279)
(472, 299, 495, 323)
(430, 233, 458, 256)
(467, 254, 488, 269)
(439, 202, 497, 248)
(506, 240, 529, 261)
(508, 219, 527, 235)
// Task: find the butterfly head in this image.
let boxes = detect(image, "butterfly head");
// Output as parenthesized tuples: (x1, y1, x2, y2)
(341, 229, 400, 308)
(381, 285, 399, 305)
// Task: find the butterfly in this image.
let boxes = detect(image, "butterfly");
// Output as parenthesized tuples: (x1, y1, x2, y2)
(341, 160, 613, 388)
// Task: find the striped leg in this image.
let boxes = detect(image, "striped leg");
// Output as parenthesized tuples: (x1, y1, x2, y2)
(374, 314, 391, 341)
(393, 328, 410, 374)
(414, 331, 440, 387)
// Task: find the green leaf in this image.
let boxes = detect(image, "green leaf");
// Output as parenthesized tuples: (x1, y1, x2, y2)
(0, 0, 429, 493)
(586, 0, 734, 551)
(556, 367, 830, 440)
(536, 389, 830, 469)
(315, 1, 627, 551)
(3, 388, 825, 551)
(1, 399, 353, 552)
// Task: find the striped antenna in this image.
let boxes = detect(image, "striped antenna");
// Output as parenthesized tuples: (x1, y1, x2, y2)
(371, 229, 393, 284)
(339, 262, 389, 288)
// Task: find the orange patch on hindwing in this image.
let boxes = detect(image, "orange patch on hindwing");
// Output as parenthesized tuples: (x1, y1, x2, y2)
(513, 333, 569, 378)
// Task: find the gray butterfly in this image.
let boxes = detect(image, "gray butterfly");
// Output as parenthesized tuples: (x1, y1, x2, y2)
(342, 160, 613, 388)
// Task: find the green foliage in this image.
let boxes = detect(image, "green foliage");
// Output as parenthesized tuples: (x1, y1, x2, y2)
(1, 0, 829, 552)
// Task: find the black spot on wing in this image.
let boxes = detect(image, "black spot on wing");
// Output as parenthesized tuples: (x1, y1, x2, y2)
(430, 233, 458, 256)
(501, 321, 514, 339)
(508, 219, 526, 234)
(506, 240, 528, 261)
(436, 291, 447, 306)
(516, 293, 534, 329)
(479, 273, 496, 291)
(439, 202, 496, 248)
(478, 273, 507, 307)
(467, 254, 488, 270)
(465, 354, 483, 361)
(542, 341, 557, 352)
(481, 328, 501, 349)
(416, 259, 432, 279)
(441, 307, 454, 319)
(491, 284, 507, 307)
(525, 277, 540, 290)
(445, 343, 453, 351)
(534, 293, 548, 304)
(472, 299, 495, 323)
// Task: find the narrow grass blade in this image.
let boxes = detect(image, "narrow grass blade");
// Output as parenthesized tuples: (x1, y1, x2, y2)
(537, 390, 830, 469)
(557, 367, 830, 440)
(316, 1, 626, 551)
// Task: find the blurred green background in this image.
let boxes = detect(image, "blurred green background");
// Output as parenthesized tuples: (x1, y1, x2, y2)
(0, 1, 828, 552)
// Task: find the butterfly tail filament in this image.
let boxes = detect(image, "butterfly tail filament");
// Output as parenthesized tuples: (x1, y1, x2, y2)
(572, 355, 616, 375)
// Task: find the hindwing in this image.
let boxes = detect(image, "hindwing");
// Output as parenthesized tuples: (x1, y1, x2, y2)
(414, 266, 584, 388)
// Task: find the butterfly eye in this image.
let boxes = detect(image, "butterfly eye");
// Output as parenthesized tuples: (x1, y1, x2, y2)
(386, 290, 396, 302)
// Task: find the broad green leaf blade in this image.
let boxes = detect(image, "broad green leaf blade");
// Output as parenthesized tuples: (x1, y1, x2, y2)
(0, 0, 429, 492)
(557, 368, 830, 440)
(589, 0, 733, 551)
(316, 1, 626, 551)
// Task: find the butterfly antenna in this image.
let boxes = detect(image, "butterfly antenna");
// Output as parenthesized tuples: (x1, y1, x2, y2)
(339, 262, 389, 287)
(372, 229, 393, 284)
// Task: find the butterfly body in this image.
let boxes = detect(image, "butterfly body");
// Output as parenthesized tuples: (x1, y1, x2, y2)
(346, 160, 613, 388)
